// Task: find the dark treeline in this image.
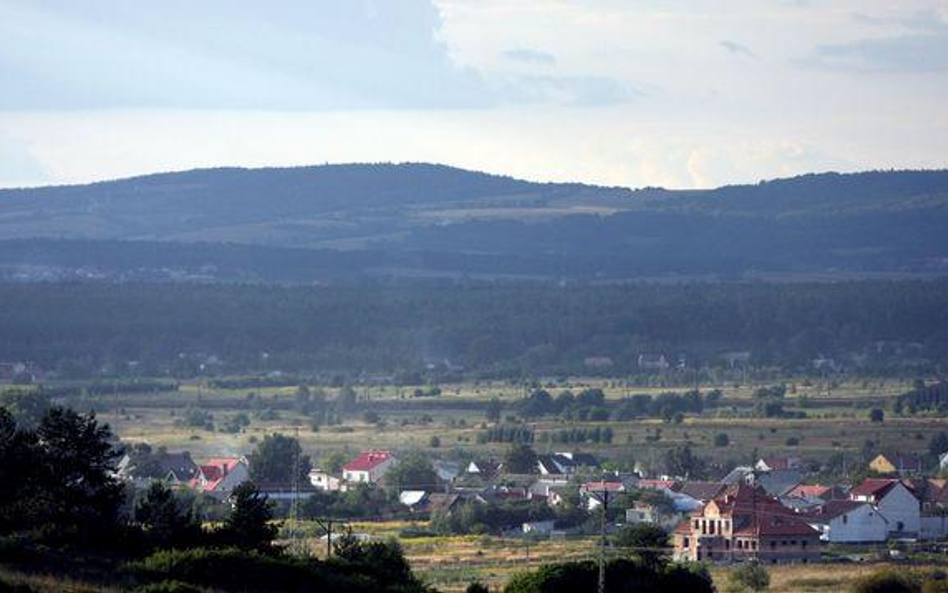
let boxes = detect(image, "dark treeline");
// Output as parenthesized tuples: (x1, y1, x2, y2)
(0, 402, 429, 591)
(0, 280, 946, 379)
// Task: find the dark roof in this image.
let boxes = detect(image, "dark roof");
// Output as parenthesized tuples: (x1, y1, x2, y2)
(679, 481, 727, 501)
(805, 500, 867, 522)
(537, 454, 566, 475)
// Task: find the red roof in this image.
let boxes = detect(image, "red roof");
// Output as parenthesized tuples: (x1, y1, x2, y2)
(786, 484, 831, 499)
(638, 479, 680, 491)
(582, 481, 624, 493)
(850, 478, 902, 499)
(734, 514, 819, 537)
(344, 450, 393, 472)
(190, 457, 244, 492)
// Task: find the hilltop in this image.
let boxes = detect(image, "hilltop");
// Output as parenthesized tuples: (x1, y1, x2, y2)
(1, 164, 947, 282)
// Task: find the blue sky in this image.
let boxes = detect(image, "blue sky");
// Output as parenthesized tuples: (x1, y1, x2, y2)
(0, 0, 946, 188)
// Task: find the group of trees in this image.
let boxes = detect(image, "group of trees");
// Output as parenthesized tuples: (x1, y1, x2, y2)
(1, 281, 946, 379)
(0, 400, 429, 591)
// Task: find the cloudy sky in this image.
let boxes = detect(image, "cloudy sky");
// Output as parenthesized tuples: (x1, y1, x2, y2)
(1, 0, 946, 188)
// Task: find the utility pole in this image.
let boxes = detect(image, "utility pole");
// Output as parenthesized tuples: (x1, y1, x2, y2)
(289, 425, 304, 556)
(588, 484, 611, 593)
(313, 517, 335, 558)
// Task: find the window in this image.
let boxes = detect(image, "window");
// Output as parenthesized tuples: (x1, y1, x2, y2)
(725, 540, 730, 550)
(842, 514, 848, 524)
(770, 541, 776, 549)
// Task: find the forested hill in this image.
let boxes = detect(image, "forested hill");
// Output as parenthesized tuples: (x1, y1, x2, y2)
(1, 164, 947, 282)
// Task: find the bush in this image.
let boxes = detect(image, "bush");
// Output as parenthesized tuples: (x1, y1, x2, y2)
(852, 569, 918, 593)
(504, 558, 712, 593)
(121, 547, 374, 592)
(728, 561, 770, 591)
(714, 433, 730, 447)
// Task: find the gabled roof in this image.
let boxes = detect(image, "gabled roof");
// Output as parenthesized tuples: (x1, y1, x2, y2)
(679, 481, 727, 502)
(906, 478, 948, 503)
(735, 514, 820, 537)
(536, 454, 567, 475)
(467, 459, 501, 477)
(752, 469, 803, 497)
(786, 484, 831, 500)
(850, 478, 903, 499)
(638, 479, 681, 491)
(190, 457, 245, 492)
(582, 481, 625, 493)
(873, 452, 924, 472)
(757, 456, 802, 471)
(805, 500, 869, 522)
(344, 450, 393, 473)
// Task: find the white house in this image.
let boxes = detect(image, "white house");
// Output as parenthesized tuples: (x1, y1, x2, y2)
(308, 468, 343, 492)
(343, 450, 395, 484)
(806, 500, 888, 543)
(850, 478, 920, 536)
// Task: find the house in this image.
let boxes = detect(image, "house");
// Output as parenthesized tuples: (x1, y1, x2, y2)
(869, 453, 924, 476)
(678, 481, 728, 504)
(805, 500, 888, 543)
(672, 484, 821, 565)
(906, 478, 948, 540)
(466, 459, 502, 480)
(752, 469, 803, 498)
(850, 478, 920, 536)
(522, 520, 556, 536)
(116, 448, 198, 487)
(343, 450, 395, 484)
(555, 451, 599, 469)
(427, 493, 462, 515)
(939, 452, 948, 471)
(719, 466, 755, 486)
(433, 460, 461, 482)
(189, 457, 250, 499)
(536, 454, 570, 476)
(529, 479, 571, 506)
(626, 501, 681, 532)
(256, 481, 318, 502)
(308, 468, 343, 492)
(780, 484, 848, 512)
(399, 490, 429, 511)
(755, 457, 804, 472)
(638, 354, 669, 371)
(581, 481, 625, 510)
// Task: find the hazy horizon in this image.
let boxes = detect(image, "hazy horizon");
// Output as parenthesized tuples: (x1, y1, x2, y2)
(2, 0, 947, 190)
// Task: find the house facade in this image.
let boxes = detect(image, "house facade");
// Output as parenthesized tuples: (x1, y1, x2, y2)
(850, 478, 920, 536)
(805, 500, 888, 543)
(343, 450, 395, 484)
(673, 485, 821, 565)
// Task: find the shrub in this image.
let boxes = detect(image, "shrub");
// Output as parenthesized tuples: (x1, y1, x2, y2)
(714, 433, 730, 447)
(852, 569, 918, 593)
(728, 561, 770, 591)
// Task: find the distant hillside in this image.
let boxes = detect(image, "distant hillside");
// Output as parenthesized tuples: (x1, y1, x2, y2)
(1, 164, 947, 282)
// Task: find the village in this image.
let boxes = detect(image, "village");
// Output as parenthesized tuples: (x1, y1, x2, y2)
(115, 441, 948, 566)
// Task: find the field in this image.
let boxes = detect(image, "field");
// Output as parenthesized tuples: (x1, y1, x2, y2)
(77, 376, 943, 470)
(5, 375, 945, 591)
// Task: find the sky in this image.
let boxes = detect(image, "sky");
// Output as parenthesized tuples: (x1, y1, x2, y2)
(0, 0, 947, 189)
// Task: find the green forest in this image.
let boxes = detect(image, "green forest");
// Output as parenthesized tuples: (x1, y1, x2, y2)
(0, 280, 945, 379)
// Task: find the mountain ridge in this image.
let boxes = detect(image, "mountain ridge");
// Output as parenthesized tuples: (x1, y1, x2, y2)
(1, 163, 947, 282)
